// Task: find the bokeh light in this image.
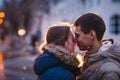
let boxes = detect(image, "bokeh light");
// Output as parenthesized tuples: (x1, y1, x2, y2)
(0, 18, 3, 24)
(0, 12, 5, 18)
(18, 29, 26, 36)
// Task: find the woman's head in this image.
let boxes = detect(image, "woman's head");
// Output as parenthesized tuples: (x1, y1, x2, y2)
(45, 22, 74, 52)
(46, 26, 69, 46)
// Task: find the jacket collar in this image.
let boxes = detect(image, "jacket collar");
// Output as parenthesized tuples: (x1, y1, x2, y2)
(43, 44, 80, 68)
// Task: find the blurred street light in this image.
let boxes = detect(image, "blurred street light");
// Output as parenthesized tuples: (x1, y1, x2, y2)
(18, 29, 26, 36)
(22, 66, 27, 71)
(0, 52, 3, 61)
(0, 18, 3, 24)
(0, 52, 4, 71)
(0, 11, 5, 25)
(0, 12, 5, 18)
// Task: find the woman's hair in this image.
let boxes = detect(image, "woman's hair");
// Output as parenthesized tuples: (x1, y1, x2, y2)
(39, 22, 72, 52)
(46, 22, 71, 46)
(46, 26, 70, 46)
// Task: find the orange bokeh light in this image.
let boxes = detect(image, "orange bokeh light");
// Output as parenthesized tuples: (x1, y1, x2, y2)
(0, 12, 5, 18)
(0, 53, 4, 70)
(0, 18, 3, 24)
(0, 63, 4, 70)
(0, 53, 3, 61)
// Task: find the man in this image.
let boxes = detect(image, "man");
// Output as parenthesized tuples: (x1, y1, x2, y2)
(74, 12, 120, 80)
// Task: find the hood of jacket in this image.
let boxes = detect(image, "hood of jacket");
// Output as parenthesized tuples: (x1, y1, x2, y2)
(34, 44, 80, 76)
(101, 39, 120, 63)
(84, 39, 120, 66)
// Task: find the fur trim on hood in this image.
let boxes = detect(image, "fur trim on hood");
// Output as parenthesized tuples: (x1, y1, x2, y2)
(42, 44, 80, 68)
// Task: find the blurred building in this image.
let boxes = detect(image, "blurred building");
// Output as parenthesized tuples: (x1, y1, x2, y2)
(41, 0, 120, 41)
(1, 0, 120, 43)
(82, 0, 120, 40)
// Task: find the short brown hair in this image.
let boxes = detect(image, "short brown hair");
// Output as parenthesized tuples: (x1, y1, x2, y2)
(74, 12, 106, 41)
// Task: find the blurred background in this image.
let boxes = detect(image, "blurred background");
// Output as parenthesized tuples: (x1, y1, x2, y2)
(0, 0, 120, 80)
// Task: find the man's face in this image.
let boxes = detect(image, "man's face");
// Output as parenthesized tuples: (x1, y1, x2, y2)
(74, 26, 92, 51)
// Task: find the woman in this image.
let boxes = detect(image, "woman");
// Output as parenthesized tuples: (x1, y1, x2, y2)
(33, 22, 81, 80)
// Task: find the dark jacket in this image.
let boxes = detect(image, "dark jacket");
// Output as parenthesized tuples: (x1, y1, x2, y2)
(33, 45, 81, 80)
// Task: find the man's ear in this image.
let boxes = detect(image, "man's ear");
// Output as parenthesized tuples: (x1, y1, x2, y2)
(89, 30, 96, 39)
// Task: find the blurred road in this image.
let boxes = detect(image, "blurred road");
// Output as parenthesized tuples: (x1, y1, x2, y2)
(0, 55, 37, 80)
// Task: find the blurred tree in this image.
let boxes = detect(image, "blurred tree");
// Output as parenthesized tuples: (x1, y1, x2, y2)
(3, 0, 34, 35)
(0, 0, 60, 48)
(2, 0, 61, 35)
(0, 25, 8, 42)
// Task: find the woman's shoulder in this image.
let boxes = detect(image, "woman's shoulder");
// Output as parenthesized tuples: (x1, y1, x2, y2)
(33, 50, 60, 76)
(40, 66, 75, 80)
